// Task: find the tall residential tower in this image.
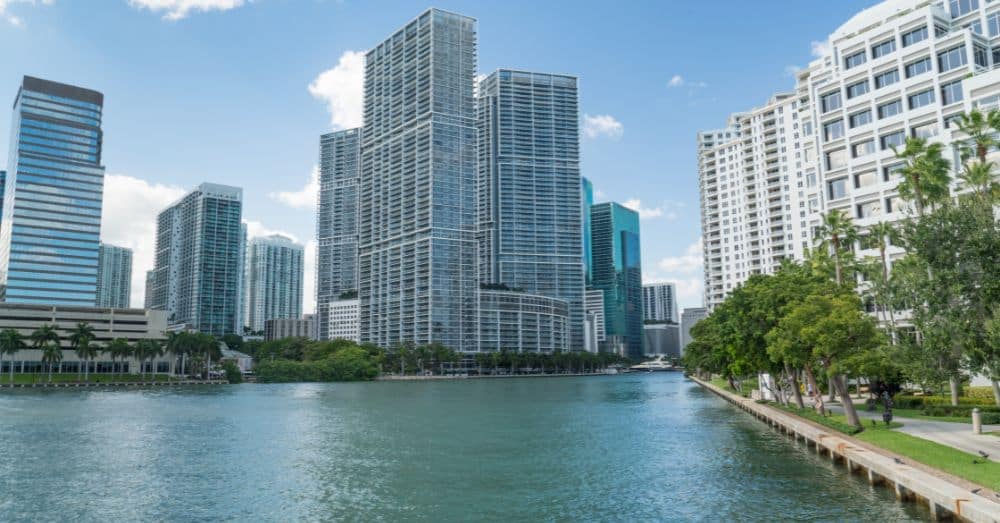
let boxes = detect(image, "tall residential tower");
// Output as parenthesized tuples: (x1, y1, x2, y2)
(243, 234, 304, 333)
(642, 283, 678, 323)
(96, 243, 132, 309)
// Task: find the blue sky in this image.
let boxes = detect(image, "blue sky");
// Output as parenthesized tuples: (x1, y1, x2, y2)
(0, 0, 876, 310)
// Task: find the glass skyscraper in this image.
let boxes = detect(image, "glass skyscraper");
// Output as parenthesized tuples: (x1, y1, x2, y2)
(358, 9, 479, 351)
(590, 202, 643, 358)
(0, 76, 105, 306)
(96, 243, 132, 309)
(477, 69, 585, 350)
(148, 183, 243, 336)
(582, 176, 593, 286)
(316, 127, 360, 340)
(243, 234, 304, 333)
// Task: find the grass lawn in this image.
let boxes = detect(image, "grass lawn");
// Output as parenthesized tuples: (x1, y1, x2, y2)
(855, 429, 1000, 491)
(0, 373, 178, 385)
(709, 376, 758, 397)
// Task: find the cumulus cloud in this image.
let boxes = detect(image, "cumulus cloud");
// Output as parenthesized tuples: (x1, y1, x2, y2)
(269, 165, 318, 210)
(622, 198, 663, 220)
(582, 114, 623, 139)
(0, 0, 53, 26)
(784, 65, 802, 77)
(668, 74, 684, 87)
(811, 40, 831, 58)
(309, 50, 365, 130)
(646, 239, 705, 308)
(127, 0, 246, 20)
(243, 220, 299, 242)
(100, 174, 187, 309)
(657, 240, 703, 274)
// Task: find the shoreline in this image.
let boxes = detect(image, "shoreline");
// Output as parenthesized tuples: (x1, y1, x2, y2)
(0, 379, 229, 389)
(690, 376, 1000, 522)
(376, 371, 629, 381)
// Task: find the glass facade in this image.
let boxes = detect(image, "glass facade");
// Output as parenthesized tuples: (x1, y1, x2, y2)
(96, 243, 132, 308)
(589, 202, 643, 358)
(0, 76, 105, 306)
(316, 128, 360, 340)
(243, 234, 304, 333)
(642, 283, 677, 323)
(148, 183, 243, 336)
(478, 290, 568, 353)
(359, 9, 479, 351)
(477, 69, 585, 351)
(582, 177, 593, 286)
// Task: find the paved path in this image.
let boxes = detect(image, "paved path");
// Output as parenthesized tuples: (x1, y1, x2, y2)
(827, 402, 1000, 462)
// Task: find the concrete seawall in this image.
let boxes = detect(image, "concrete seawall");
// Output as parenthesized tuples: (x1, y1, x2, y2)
(691, 376, 1000, 522)
(0, 380, 228, 389)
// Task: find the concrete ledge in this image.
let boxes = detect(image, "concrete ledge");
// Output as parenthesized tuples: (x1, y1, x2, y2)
(0, 380, 228, 389)
(692, 377, 1000, 523)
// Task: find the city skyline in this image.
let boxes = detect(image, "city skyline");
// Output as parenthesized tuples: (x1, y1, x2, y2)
(0, 0, 878, 312)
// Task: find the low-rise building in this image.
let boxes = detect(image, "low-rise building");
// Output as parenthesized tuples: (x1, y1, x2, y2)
(264, 317, 316, 341)
(680, 307, 709, 355)
(583, 289, 605, 353)
(322, 299, 359, 341)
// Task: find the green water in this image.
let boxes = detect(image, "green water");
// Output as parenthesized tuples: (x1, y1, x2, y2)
(0, 373, 926, 521)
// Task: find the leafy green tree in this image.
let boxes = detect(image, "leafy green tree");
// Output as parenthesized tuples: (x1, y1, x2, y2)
(816, 209, 857, 287)
(956, 108, 1000, 163)
(958, 160, 1000, 203)
(865, 221, 901, 338)
(222, 360, 242, 384)
(0, 329, 26, 384)
(69, 322, 96, 382)
(31, 325, 61, 382)
(107, 338, 132, 377)
(892, 137, 952, 217)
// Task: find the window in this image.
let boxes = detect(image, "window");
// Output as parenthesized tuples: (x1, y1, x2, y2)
(965, 20, 983, 35)
(872, 39, 896, 58)
(944, 113, 964, 128)
(855, 171, 878, 188)
(886, 196, 906, 214)
(874, 69, 900, 89)
(935, 25, 950, 37)
(856, 200, 882, 218)
(826, 149, 847, 170)
(902, 26, 928, 47)
(878, 99, 903, 119)
(828, 177, 849, 200)
(937, 46, 967, 72)
(905, 57, 933, 77)
(940, 80, 964, 105)
(974, 45, 988, 68)
(911, 121, 938, 139)
(806, 173, 817, 187)
(989, 11, 1000, 37)
(821, 91, 842, 113)
(849, 110, 872, 128)
(824, 119, 844, 141)
(949, 0, 979, 17)
(881, 130, 906, 150)
(844, 50, 867, 69)
(883, 163, 904, 181)
(852, 139, 875, 157)
(908, 89, 935, 109)
(846, 80, 870, 98)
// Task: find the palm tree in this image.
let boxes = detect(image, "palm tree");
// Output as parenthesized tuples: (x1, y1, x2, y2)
(0, 329, 26, 384)
(958, 160, 1000, 203)
(892, 137, 952, 217)
(31, 325, 61, 382)
(867, 221, 899, 339)
(107, 338, 132, 378)
(41, 342, 63, 384)
(69, 322, 96, 382)
(134, 339, 163, 380)
(815, 209, 857, 287)
(956, 108, 1000, 163)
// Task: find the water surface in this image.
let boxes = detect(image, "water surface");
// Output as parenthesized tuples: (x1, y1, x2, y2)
(0, 373, 926, 521)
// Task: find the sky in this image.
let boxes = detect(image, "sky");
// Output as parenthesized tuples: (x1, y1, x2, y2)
(0, 0, 877, 312)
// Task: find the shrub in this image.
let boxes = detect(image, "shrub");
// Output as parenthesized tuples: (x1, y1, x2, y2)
(894, 395, 995, 409)
(965, 387, 997, 401)
(982, 412, 1000, 424)
(919, 405, 1000, 418)
(223, 361, 242, 384)
(255, 348, 378, 383)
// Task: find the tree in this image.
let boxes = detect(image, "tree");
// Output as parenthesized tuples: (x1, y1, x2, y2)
(958, 160, 1000, 203)
(107, 338, 132, 377)
(956, 108, 1000, 163)
(816, 209, 857, 287)
(0, 329, 27, 384)
(892, 137, 952, 217)
(69, 322, 96, 382)
(865, 221, 900, 338)
(31, 325, 61, 383)
(41, 342, 63, 384)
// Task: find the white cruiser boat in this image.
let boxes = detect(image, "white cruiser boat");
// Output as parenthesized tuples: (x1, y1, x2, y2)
(629, 358, 677, 372)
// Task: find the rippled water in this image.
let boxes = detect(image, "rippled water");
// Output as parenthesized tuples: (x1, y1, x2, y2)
(0, 373, 926, 521)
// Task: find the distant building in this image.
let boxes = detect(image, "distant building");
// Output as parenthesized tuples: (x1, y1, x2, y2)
(148, 183, 243, 336)
(143, 270, 155, 309)
(583, 289, 605, 353)
(680, 307, 709, 354)
(0, 170, 5, 227)
(220, 348, 253, 373)
(316, 128, 361, 341)
(324, 298, 359, 341)
(96, 243, 132, 309)
(0, 76, 106, 306)
(582, 177, 594, 286)
(590, 202, 643, 358)
(243, 234, 304, 333)
(644, 323, 680, 358)
(479, 290, 569, 353)
(265, 317, 315, 341)
(642, 283, 678, 323)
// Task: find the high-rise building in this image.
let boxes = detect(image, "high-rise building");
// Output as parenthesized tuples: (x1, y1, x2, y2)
(589, 202, 643, 358)
(358, 9, 479, 351)
(243, 234, 304, 333)
(326, 298, 360, 341)
(583, 288, 605, 353)
(148, 183, 243, 336)
(316, 128, 361, 340)
(143, 270, 155, 309)
(264, 316, 315, 341)
(0, 171, 5, 227)
(96, 243, 132, 309)
(478, 290, 569, 352)
(0, 76, 105, 306)
(680, 307, 709, 354)
(644, 323, 681, 357)
(642, 283, 678, 323)
(477, 69, 585, 350)
(582, 176, 594, 286)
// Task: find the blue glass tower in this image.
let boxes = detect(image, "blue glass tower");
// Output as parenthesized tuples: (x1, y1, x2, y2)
(589, 202, 643, 358)
(0, 76, 105, 306)
(582, 176, 593, 286)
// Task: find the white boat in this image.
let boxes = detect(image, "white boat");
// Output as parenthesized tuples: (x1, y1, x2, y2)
(629, 358, 676, 372)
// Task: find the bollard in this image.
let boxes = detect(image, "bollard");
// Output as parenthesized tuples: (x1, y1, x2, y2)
(972, 408, 982, 435)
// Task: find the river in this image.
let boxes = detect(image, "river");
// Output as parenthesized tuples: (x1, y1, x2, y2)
(0, 373, 926, 521)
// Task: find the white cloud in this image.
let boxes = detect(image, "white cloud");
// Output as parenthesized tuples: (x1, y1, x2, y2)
(0, 0, 53, 26)
(622, 198, 663, 220)
(811, 40, 831, 58)
(646, 239, 705, 308)
(269, 165, 318, 210)
(582, 114, 623, 139)
(657, 240, 703, 274)
(100, 174, 187, 309)
(127, 0, 246, 21)
(668, 74, 684, 87)
(784, 65, 802, 77)
(309, 50, 365, 130)
(243, 220, 299, 242)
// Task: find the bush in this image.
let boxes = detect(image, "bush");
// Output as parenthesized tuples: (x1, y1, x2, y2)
(982, 412, 1000, 424)
(255, 347, 378, 383)
(965, 387, 997, 402)
(919, 405, 1000, 418)
(894, 395, 995, 409)
(223, 361, 242, 384)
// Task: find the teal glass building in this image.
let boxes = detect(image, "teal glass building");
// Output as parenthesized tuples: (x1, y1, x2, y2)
(589, 202, 643, 358)
(582, 176, 593, 286)
(0, 76, 105, 305)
